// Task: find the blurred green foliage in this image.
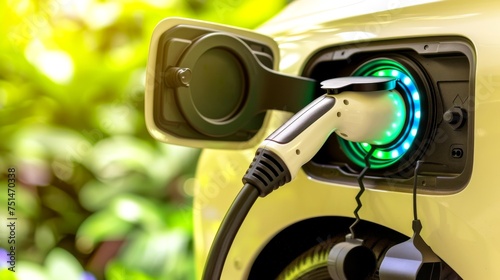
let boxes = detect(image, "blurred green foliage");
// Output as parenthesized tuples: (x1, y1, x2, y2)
(0, 0, 286, 279)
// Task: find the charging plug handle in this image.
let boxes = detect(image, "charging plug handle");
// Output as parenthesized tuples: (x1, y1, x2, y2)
(257, 77, 403, 182)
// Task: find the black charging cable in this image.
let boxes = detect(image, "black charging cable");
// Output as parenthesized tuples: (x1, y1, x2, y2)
(202, 183, 259, 279)
(412, 161, 422, 221)
(202, 148, 291, 280)
(412, 161, 444, 220)
(349, 146, 376, 238)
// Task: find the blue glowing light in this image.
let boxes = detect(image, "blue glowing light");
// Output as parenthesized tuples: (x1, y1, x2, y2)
(339, 59, 423, 169)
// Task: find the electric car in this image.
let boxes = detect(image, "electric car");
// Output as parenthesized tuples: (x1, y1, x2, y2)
(145, 0, 499, 278)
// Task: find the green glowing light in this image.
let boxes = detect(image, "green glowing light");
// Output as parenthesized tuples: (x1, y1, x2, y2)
(339, 58, 423, 169)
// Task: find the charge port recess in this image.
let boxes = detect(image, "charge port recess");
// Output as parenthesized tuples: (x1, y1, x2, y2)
(302, 37, 474, 193)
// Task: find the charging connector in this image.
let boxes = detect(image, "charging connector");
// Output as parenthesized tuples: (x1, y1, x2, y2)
(202, 76, 408, 280)
(258, 77, 405, 182)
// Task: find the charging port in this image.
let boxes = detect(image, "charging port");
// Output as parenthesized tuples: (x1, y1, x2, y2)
(302, 37, 474, 193)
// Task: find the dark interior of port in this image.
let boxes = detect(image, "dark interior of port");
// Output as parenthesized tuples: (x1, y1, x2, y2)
(301, 37, 474, 193)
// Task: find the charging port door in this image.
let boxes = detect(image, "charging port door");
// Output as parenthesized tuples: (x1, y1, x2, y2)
(145, 18, 316, 149)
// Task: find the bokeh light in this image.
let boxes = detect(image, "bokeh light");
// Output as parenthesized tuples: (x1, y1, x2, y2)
(0, 1, 287, 279)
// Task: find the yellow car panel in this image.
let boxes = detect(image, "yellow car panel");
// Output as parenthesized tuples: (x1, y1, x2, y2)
(191, 0, 500, 279)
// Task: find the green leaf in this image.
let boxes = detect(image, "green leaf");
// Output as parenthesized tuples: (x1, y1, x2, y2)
(118, 229, 192, 278)
(77, 211, 133, 251)
(16, 261, 48, 280)
(110, 194, 165, 230)
(83, 136, 155, 180)
(0, 268, 17, 280)
(79, 174, 153, 211)
(105, 261, 155, 280)
(45, 248, 84, 280)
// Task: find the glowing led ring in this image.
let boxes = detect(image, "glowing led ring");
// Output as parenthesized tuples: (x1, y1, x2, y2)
(339, 59, 422, 169)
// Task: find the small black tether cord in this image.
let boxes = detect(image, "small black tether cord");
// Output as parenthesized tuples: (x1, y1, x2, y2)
(349, 146, 377, 238)
(202, 183, 260, 280)
(411, 161, 444, 221)
(412, 160, 423, 221)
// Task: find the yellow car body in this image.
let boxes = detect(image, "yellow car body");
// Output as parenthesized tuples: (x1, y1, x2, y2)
(146, 0, 500, 279)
